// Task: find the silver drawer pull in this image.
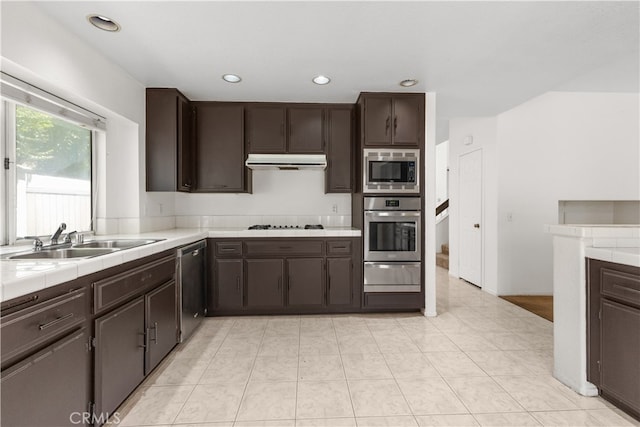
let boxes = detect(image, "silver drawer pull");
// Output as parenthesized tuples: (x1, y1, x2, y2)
(38, 313, 74, 330)
(192, 250, 199, 257)
(4, 295, 39, 311)
(150, 322, 158, 344)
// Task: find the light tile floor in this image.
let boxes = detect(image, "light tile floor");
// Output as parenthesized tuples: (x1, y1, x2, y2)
(113, 268, 639, 427)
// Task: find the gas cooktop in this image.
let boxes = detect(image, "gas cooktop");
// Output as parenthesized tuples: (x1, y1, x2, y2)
(248, 224, 324, 230)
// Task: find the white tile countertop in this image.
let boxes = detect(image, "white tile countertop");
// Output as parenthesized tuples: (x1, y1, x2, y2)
(584, 246, 640, 268)
(0, 227, 361, 303)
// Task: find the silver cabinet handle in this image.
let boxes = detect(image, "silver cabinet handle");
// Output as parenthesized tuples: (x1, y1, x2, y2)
(38, 313, 73, 330)
(150, 322, 158, 344)
(192, 249, 199, 257)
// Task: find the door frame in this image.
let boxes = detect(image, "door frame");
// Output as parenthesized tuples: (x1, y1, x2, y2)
(457, 148, 483, 288)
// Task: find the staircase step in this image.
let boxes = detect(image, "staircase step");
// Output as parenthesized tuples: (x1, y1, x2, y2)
(436, 252, 449, 270)
(441, 243, 449, 255)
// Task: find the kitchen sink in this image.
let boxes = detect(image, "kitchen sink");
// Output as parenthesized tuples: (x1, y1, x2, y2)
(7, 248, 118, 260)
(3, 238, 164, 260)
(73, 239, 162, 249)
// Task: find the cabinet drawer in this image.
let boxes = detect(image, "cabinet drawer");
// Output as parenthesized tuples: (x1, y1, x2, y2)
(364, 292, 423, 309)
(602, 268, 640, 308)
(1, 288, 87, 363)
(215, 241, 243, 257)
(93, 255, 175, 314)
(245, 240, 323, 256)
(327, 240, 352, 255)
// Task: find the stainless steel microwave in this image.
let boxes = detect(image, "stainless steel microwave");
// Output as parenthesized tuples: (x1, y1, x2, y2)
(363, 149, 420, 194)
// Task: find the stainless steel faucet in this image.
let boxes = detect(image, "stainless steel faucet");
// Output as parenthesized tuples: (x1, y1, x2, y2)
(50, 222, 66, 245)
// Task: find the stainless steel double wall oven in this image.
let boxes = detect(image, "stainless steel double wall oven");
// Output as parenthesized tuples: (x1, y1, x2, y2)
(363, 155, 422, 295)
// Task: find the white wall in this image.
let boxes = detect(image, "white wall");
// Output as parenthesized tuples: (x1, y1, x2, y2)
(435, 140, 449, 206)
(449, 117, 499, 295)
(449, 91, 639, 296)
(1, 2, 147, 234)
(497, 91, 639, 295)
(435, 140, 450, 251)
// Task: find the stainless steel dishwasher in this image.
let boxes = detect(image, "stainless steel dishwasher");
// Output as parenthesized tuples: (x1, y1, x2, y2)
(177, 240, 206, 342)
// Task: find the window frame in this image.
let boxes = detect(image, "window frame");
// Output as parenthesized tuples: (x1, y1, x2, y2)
(1, 73, 105, 246)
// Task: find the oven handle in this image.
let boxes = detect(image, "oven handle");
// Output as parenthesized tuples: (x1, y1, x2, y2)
(364, 211, 421, 217)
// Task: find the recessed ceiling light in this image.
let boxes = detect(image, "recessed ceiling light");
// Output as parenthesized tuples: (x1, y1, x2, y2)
(222, 74, 242, 83)
(400, 79, 418, 87)
(312, 75, 331, 85)
(87, 14, 121, 32)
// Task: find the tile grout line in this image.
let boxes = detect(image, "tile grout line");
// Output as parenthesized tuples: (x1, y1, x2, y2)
(333, 316, 358, 421)
(231, 317, 267, 424)
(295, 316, 302, 422)
(168, 317, 236, 426)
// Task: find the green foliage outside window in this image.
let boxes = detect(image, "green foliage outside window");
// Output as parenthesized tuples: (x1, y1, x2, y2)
(16, 105, 91, 180)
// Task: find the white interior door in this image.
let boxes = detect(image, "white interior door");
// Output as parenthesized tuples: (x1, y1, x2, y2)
(459, 149, 482, 286)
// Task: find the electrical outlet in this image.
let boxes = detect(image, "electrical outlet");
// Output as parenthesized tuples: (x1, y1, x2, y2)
(332, 204, 338, 213)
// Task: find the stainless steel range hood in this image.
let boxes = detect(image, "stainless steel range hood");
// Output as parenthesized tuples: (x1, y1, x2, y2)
(245, 154, 327, 170)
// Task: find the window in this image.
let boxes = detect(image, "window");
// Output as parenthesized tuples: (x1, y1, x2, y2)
(14, 104, 92, 237)
(1, 73, 105, 245)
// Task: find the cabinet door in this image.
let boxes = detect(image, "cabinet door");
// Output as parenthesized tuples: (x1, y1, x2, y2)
(246, 105, 286, 153)
(1, 329, 90, 427)
(600, 299, 640, 413)
(195, 103, 246, 192)
(146, 280, 178, 374)
(177, 95, 194, 191)
(288, 107, 324, 153)
(245, 259, 284, 309)
(327, 258, 353, 307)
(392, 95, 422, 146)
(326, 107, 353, 192)
(215, 259, 244, 311)
(95, 297, 145, 418)
(363, 96, 393, 146)
(287, 258, 324, 308)
(146, 89, 179, 191)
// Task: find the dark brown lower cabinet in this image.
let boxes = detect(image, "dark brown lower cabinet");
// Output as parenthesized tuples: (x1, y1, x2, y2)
(600, 299, 640, 415)
(95, 280, 178, 420)
(146, 280, 178, 374)
(327, 257, 353, 307)
(214, 259, 244, 310)
(1, 328, 90, 427)
(246, 259, 284, 309)
(94, 297, 146, 420)
(287, 258, 324, 307)
(210, 238, 361, 315)
(587, 258, 640, 420)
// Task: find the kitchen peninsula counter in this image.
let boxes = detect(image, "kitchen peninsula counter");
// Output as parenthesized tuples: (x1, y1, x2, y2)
(0, 227, 361, 303)
(545, 224, 639, 397)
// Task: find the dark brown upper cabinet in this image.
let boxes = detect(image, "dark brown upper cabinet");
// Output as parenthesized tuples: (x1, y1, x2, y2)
(246, 105, 287, 153)
(194, 102, 249, 193)
(360, 93, 424, 147)
(246, 104, 325, 154)
(325, 106, 354, 193)
(288, 106, 325, 153)
(146, 88, 194, 191)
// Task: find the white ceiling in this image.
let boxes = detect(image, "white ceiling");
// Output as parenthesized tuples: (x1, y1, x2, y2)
(33, 1, 639, 121)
